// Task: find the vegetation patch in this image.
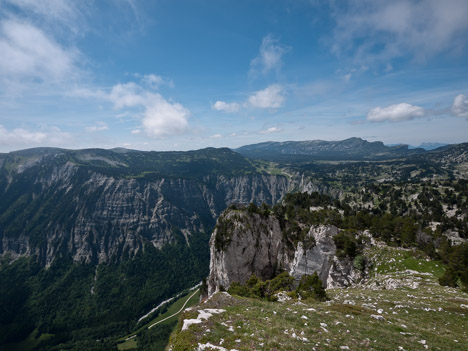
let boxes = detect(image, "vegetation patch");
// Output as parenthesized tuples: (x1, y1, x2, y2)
(214, 215, 235, 251)
(117, 290, 200, 350)
(228, 271, 328, 302)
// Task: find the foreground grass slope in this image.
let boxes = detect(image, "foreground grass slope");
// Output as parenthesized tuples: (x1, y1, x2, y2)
(168, 246, 468, 351)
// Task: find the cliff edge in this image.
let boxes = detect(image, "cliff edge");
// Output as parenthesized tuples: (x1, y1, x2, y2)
(207, 203, 364, 295)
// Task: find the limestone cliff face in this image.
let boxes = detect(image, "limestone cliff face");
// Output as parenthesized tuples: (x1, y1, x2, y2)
(0, 149, 295, 265)
(0, 147, 347, 267)
(288, 225, 339, 283)
(207, 210, 363, 295)
(207, 211, 287, 295)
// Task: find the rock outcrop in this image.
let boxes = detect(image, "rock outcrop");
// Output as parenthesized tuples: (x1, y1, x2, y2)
(207, 209, 363, 295)
(207, 211, 287, 294)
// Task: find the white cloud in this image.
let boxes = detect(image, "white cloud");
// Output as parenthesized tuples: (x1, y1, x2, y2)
(109, 82, 148, 109)
(85, 122, 108, 133)
(260, 127, 282, 134)
(452, 94, 468, 119)
(331, 0, 468, 63)
(250, 34, 289, 76)
(209, 134, 222, 139)
(109, 82, 189, 137)
(109, 82, 190, 137)
(212, 101, 240, 113)
(70, 78, 190, 137)
(131, 129, 142, 134)
(248, 84, 285, 109)
(139, 74, 174, 89)
(0, 125, 70, 146)
(367, 103, 425, 122)
(141, 96, 189, 137)
(0, 20, 78, 84)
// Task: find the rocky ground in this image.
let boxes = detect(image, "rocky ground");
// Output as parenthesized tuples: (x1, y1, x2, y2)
(168, 245, 468, 351)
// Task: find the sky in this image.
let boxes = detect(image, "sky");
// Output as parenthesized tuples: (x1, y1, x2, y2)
(1, 0, 468, 152)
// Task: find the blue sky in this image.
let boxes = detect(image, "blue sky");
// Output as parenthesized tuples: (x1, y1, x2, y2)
(1, 0, 468, 152)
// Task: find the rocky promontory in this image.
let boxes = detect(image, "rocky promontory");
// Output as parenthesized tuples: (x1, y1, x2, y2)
(207, 205, 364, 295)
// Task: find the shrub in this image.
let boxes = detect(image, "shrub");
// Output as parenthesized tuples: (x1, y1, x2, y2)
(227, 272, 295, 301)
(296, 272, 328, 301)
(251, 281, 266, 298)
(214, 216, 234, 251)
(439, 267, 458, 287)
(353, 255, 366, 272)
(460, 268, 468, 292)
(259, 203, 271, 218)
(333, 231, 358, 259)
(246, 274, 259, 288)
(267, 272, 294, 293)
(247, 202, 259, 214)
(438, 242, 468, 290)
(228, 282, 249, 296)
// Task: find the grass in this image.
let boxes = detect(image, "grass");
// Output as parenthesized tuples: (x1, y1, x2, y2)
(117, 337, 137, 350)
(144, 290, 200, 331)
(168, 246, 468, 351)
(369, 246, 446, 278)
(117, 290, 201, 350)
(250, 159, 290, 177)
(2, 329, 53, 351)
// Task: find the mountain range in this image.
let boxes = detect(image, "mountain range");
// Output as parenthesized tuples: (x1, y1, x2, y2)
(234, 137, 428, 161)
(0, 137, 467, 350)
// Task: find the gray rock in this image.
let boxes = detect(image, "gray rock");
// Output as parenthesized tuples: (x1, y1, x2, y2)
(208, 211, 286, 295)
(207, 211, 363, 295)
(0, 157, 296, 265)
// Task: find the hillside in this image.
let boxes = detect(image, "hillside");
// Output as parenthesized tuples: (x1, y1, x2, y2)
(169, 244, 468, 350)
(169, 189, 468, 350)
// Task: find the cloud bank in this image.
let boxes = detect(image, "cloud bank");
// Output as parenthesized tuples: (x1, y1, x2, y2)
(367, 103, 424, 122)
(0, 125, 70, 146)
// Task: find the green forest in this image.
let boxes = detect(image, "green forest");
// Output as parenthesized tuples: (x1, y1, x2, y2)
(0, 231, 209, 350)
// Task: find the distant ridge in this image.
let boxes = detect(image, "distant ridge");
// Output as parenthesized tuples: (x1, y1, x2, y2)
(234, 137, 426, 161)
(409, 142, 450, 151)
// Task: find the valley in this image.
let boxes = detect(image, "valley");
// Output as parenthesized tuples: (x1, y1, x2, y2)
(0, 138, 467, 350)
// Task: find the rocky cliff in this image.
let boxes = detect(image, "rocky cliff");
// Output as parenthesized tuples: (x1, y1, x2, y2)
(0, 148, 294, 265)
(207, 208, 363, 295)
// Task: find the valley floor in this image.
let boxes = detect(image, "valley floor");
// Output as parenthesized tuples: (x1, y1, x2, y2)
(168, 246, 468, 351)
